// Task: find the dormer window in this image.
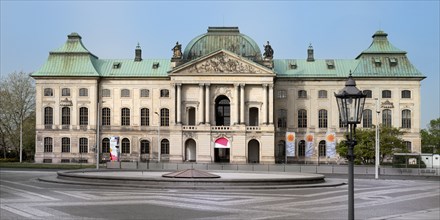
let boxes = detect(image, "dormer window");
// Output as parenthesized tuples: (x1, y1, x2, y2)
(113, 62, 121, 69)
(289, 60, 297, 69)
(152, 62, 160, 69)
(389, 58, 398, 67)
(325, 60, 335, 69)
(374, 58, 381, 67)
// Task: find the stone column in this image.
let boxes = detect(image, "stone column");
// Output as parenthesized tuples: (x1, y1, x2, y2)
(263, 84, 268, 125)
(205, 84, 210, 125)
(268, 84, 274, 124)
(198, 84, 204, 124)
(234, 84, 239, 125)
(176, 84, 182, 124)
(240, 84, 245, 124)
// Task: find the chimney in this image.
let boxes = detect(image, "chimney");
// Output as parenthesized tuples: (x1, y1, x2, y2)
(307, 43, 315, 62)
(135, 43, 142, 61)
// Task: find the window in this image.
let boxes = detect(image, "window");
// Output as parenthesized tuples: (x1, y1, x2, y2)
(401, 90, 411, 99)
(102, 138, 110, 153)
(44, 137, 53, 152)
(161, 139, 169, 154)
(363, 109, 372, 128)
(403, 141, 412, 152)
(140, 89, 149, 97)
(121, 138, 130, 154)
(277, 90, 287, 99)
(373, 57, 381, 67)
(402, 109, 411, 129)
(62, 107, 70, 125)
(141, 108, 149, 126)
(79, 107, 88, 125)
(298, 140, 305, 157)
(121, 89, 130, 97)
(79, 88, 88, 97)
(318, 109, 328, 128)
(298, 109, 307, 128)
(389, 58, 398, 66)
(44, 107, 53, 125)
(121, 108, 130, 126)
(382, 109, 392, 127)
(152, 62, 160, 69)
(326, 59, 335, 69)
(318, 90, 327, 98)
(319, 140, 326, 157)
(160, 89, 169, 98)
(61, 137, 70, 153)
(62, 88, 70, 96)
(363, 90, 372, 98)
(249, 107, 259, 126)
(141, 140, 150, 154)
(44, 88, 53, 96)
(160, 108, 169, 126)
(79, 138, 88, 153)
(102, 108, 111, 126)
(102, 89, 110, 97)
(382, 90, 391, 98)
(113, 62, 121, 69)
(298, 90, 307, 98)
(277, 109, 287, 128)
(215, 96, 230, 126)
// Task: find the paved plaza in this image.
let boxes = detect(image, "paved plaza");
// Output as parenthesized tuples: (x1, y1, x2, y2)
(1, 169, 439, 219)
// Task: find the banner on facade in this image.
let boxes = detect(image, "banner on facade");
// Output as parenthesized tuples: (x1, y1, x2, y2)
(110, 136, 120, 161)
(305, 133, 314, 157)
(325, 132, 337, 158)
(214, 137, 230, 148)
(285, 132, 295, 157)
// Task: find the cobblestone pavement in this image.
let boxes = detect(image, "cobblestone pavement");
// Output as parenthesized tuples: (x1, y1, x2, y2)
(1, 170, 439, 219)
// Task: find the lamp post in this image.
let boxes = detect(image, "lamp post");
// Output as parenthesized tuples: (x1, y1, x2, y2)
(334, 73, 366, 220)
(155, 112, 160, 162)
(375, 98, 380, 179)
(19, 113, 23, 163)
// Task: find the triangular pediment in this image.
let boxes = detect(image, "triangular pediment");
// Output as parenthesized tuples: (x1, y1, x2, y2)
(170, 49, 274, 75)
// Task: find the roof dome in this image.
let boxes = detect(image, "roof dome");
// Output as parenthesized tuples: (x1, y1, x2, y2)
(183, 27, 262, 61)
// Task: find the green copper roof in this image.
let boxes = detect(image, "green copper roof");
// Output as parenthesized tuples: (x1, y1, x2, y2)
(95, 59, 170, 77)
(51, 32, 97, 57)
(356, 30, 406, 58)
(352, 56, 424, 77)
(274, 59, 359, 78)
(32, 54, 100, 77)
(183, 27, 262, 61)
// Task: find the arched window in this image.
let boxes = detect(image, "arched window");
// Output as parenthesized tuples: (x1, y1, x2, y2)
(121, 138, 130, 154)
(140, 89, 149, 97)
(298, 109, 307, 128)
(62, 88, 70, 96)
(382, 90, 391, 98)
(79, 88, 88, 97)
(215, 96, 230, 126)
(62, 107, 70, 125)
(363, 109, 372, 128)
(160, 108, 169, 126)
(298, 90, 307, 98)
(44, 107, 53, 125)
(102, 108, 111, 126)
(402, 110, 411, 128)
(44, 137, 53, 152)
(79, 107, 88, 125)
(44, 88, 53, 96)
(121, 89, 130, 97)
(363, 90, 372, 98)
(161, 139, 169, 154)
(403, 141, 412, 152)
(79, 138, 88, 153)
(318, 90, 327, 98)
(160, 89, 169, 97)
(102, 89, 110, 97)
(141, 140, 150, 154)
(102, 138, 110, 153)
(121, 108, 130, 126)
(141, 108, 149, 126)
(382, 109, 392, 127)
(277, 109, 287, 128)
(298, 140, 305, 157)
(61, 137, 70, 153)
(319, 140, 326, 157)
(318, 109, 328, 128)
(401, 90, 411, 98)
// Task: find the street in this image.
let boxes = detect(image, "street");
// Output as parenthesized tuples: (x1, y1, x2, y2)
(1, 169, 439, 219)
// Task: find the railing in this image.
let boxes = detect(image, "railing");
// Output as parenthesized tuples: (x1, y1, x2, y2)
(182, 126, 197, 130)
(246, 126, 261, 131)
(211, 126, 230, 131)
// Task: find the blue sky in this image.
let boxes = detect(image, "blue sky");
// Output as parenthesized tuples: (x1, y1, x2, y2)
(1, 1, 439, 128)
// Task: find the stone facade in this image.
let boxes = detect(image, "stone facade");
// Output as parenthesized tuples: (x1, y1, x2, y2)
(32, 27, 424, 164)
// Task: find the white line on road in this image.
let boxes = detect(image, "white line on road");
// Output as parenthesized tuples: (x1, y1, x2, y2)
(1, 180, 44, 189)
(1, 184, 58, 201)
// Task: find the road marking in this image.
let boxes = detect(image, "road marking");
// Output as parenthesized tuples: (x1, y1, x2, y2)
(0, 204, 35, 219)
(1, 180, 44, 189)
(1, 185, 58, 201)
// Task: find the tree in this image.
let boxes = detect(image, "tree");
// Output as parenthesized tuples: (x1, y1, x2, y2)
(336, 125, 407, 164)
(0, 71, 35, 160)
(421, 118, 440, 154)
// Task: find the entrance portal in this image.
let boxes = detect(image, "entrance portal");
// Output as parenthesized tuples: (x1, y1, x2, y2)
(248, 139, 260, 163)
(185, 139, 196, 162)
(214, 137, 230, 163)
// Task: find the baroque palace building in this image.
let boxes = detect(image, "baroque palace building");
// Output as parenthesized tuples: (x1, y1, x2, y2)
(32, 27, 424, 164)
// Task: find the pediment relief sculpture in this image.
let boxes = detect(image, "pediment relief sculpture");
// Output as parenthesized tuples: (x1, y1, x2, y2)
(188, 53, 264, 74)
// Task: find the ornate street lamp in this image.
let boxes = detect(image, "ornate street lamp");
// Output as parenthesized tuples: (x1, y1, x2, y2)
(334, 73, 367, 220)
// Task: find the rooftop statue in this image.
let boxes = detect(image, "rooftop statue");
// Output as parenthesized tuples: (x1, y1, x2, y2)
(263, 41, 274, 59)
(172, 41, 182, 59)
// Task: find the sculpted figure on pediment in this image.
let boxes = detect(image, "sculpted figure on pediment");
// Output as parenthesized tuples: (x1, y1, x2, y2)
(189, 53, 263, 74)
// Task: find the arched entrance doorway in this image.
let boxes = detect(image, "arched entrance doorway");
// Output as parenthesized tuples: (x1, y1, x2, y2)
(214, 137, 230, 163)
(185, 139, 196, 162)
(215, 95, 230, 126)
(248, 139, 260, 163)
